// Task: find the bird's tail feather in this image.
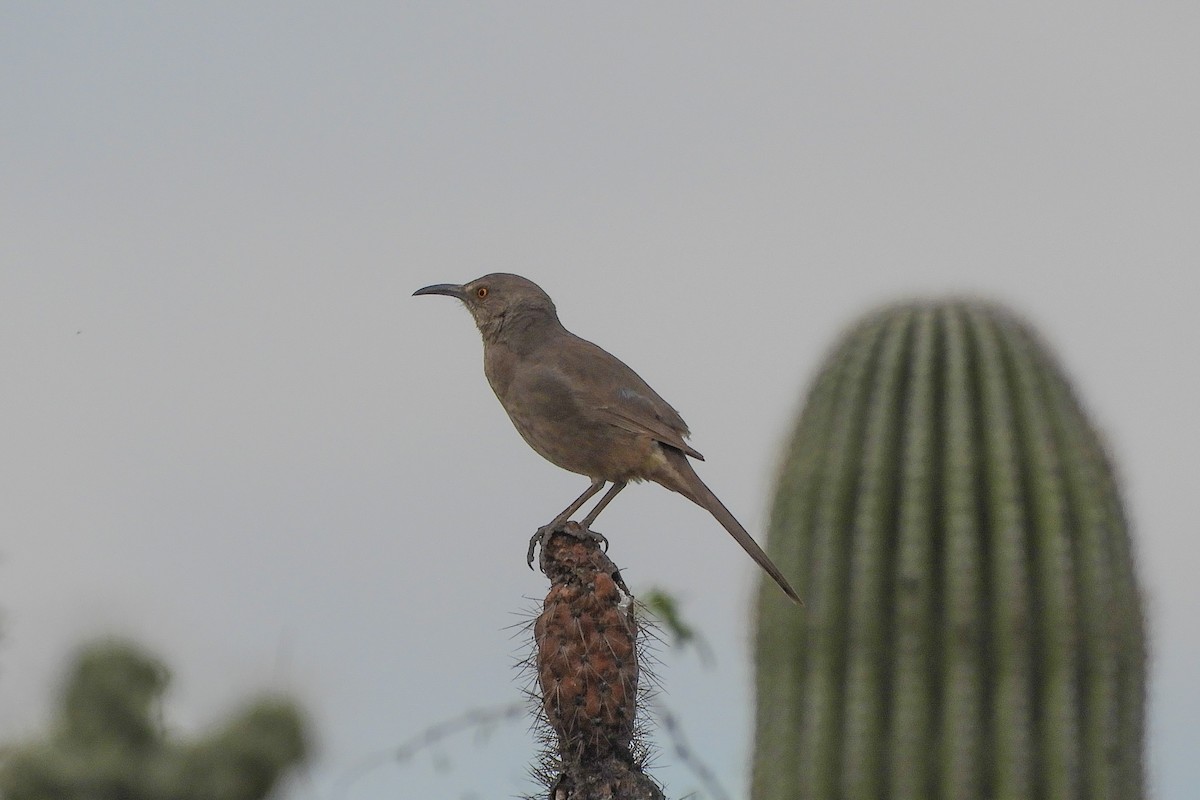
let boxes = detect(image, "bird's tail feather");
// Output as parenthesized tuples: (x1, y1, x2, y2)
(657, 448, 804, 606)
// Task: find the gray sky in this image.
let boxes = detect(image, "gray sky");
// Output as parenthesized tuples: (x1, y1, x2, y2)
(2, 3, 1197, 798)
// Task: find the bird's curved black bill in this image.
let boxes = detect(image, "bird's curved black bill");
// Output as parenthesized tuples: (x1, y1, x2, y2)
(413, 283, 466, 299)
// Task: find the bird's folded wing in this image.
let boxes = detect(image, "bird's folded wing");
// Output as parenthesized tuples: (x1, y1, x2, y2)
(595, 405, 706, 461)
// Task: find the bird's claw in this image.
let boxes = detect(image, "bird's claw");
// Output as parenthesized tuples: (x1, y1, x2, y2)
(526, 521, 608, 569)
(563, 521, 608, 552)
(526, 526, 552, 569)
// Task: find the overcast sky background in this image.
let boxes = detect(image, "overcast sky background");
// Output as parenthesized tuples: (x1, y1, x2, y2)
(2, 4, 1197, 798)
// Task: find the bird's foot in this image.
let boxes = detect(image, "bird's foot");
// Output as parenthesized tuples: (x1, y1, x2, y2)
(560, 521, 609, 551)
(526, 520, 609, 569)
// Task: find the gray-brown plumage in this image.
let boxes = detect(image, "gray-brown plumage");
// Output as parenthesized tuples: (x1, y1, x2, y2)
(414, 273, 802, 604)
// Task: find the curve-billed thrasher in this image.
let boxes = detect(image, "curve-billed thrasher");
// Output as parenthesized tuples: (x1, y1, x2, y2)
(414, 273, 802, 604)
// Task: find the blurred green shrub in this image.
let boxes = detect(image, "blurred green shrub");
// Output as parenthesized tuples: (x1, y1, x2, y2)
(1, 639, 308, 800)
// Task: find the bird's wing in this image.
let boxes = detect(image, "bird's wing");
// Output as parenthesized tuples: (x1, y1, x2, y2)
(548, 332, 707, 461)
(595, 400, 706, 461)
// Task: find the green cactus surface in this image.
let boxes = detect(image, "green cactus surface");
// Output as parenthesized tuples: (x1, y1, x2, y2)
(752, 301, 1145, 800)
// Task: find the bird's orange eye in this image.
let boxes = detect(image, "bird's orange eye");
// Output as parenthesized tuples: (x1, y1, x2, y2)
(476, 286, 489, 299)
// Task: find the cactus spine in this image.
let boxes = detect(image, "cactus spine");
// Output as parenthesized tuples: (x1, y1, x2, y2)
(752, 301, 1145, 800)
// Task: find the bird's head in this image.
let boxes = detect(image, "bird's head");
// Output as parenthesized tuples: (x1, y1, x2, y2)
(413, 273, 559, 343)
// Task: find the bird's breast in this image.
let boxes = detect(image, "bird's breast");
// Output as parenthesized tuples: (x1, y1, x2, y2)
(500, 402, 650, 486)
(485, 342, 664, 482)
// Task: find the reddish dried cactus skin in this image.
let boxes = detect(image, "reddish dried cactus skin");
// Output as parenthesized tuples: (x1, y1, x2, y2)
(531, 528, 665, 800)
(535, 533, 639, 760)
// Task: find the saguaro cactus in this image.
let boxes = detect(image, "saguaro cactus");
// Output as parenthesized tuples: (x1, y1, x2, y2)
(752, 301, 1145, 800)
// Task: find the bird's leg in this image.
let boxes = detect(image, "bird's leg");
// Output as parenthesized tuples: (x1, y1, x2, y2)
(579, 481, 627, 534)
(527, 478, 606, 568)
(534, 480, 626, 565)
(547, 478, 607, 529)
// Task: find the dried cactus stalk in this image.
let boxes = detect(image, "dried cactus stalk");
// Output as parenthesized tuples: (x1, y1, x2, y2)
(531, 525, 663, 800)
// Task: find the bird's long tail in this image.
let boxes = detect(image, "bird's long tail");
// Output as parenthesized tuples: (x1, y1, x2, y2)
(655, 447, 804, 605)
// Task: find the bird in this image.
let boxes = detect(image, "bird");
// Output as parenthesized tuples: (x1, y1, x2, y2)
(413, 273, 802, 604)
